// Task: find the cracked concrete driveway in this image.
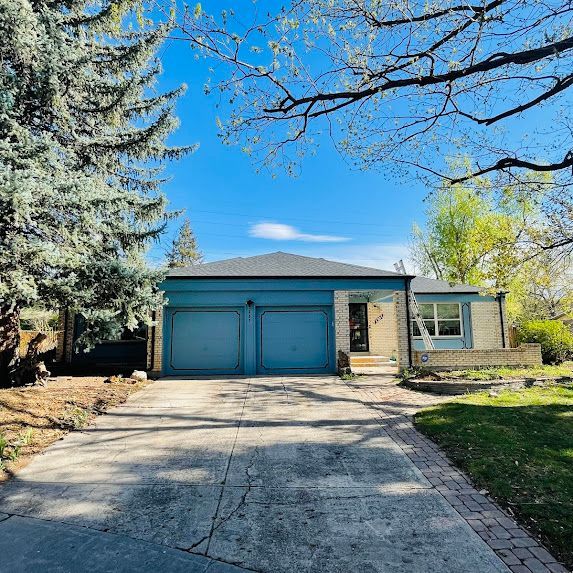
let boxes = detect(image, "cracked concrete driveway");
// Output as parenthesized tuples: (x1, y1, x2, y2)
(0, 376, 509, 573)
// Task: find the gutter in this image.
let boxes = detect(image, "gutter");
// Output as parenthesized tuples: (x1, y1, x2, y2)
(164, 274, 417, 280)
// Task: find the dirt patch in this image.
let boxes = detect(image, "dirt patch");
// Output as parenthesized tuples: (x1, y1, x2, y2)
(0, 375, 149, 481)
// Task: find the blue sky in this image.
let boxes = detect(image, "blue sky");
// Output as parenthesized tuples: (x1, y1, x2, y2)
(152, 29, 429, 272)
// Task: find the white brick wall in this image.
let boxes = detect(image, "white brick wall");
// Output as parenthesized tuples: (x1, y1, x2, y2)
(394, 291, 411, 369)
(334, 291, 350, 356)
(367, 302, 398, 358)
(471, 300, 507, 349)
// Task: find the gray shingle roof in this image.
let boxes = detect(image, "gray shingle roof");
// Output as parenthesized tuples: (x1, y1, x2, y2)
(167, 252, 407, 278)
(167, 251, 482, 293)
(411, 276, 481, 294)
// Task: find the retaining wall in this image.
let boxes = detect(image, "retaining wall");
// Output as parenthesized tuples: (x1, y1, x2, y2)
(412, 344, 542, 370)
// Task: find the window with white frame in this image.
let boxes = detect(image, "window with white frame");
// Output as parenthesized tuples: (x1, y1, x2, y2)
(411, 303, 462, 338)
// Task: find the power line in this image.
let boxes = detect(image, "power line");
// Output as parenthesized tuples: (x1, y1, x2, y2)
(184, 209, 412, 229)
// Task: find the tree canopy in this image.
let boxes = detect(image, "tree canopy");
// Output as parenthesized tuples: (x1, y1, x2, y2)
(410, 172, 542, 288)
(410, 172, 573, 320)
(0, 0, 192, 383)
(178, 0, 573, 183)
(507, 254, 573, 321)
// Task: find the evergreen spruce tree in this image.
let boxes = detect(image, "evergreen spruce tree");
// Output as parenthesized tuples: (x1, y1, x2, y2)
(167, 219, 203, 268)
(0, 0, 192, 384)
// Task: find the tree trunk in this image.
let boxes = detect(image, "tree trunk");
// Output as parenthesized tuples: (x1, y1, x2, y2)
(11, 332, 50, 387)
(0, 304, 21, 387)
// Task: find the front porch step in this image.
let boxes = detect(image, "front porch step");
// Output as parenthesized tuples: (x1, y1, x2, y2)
(350, 355, 390, 366)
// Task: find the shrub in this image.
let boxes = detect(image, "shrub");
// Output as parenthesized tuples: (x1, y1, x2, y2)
(399, 366, 431, 381)
(0, 429, 34, 470)
(61, 406, 90, 429)
(517, 320, 573, 364)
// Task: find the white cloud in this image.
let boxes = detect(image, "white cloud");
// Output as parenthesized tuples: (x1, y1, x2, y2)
(249, 222, 349, 243)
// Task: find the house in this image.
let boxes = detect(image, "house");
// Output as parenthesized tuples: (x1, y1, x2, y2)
(144, 252, 541, 376)
(551, 311, 573, 331)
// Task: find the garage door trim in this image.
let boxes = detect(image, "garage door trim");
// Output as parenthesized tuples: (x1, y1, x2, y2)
(169, 308, 242, 372)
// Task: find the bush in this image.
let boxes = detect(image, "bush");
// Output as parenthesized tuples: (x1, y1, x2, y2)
(517, 320, 573, 364)
(399, 366, 431, 381)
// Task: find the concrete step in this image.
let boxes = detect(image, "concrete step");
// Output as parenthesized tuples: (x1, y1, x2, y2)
(350, 355, 390, 366)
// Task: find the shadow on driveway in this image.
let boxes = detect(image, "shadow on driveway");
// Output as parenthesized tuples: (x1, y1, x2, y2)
(0, 376, 508, 573)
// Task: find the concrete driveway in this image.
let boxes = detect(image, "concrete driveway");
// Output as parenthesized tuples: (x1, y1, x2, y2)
(0, 376, 509, 573)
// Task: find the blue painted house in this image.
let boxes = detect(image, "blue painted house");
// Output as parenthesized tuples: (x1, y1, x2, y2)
(147, 252, 510, 376)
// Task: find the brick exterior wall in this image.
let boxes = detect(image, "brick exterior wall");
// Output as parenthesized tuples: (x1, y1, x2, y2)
(471, 299, 508, 349)
(366, 302, 398, 358)
(334, 291, 350, 356)
(394, 291, 411, 369)
(147, 306, 163, 376)
(55, 309, 74, 363)
(413, 344, 542, 370)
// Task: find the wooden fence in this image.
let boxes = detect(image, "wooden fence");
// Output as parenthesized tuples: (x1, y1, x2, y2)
(19, 330, 61, 358)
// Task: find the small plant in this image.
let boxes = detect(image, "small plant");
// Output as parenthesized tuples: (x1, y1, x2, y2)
(20, 428, 34, 446)
(8, 444, 21, 461)
(341, 372, 358, 381)
(0, 433, 7, 460)
(62, 405, 90, 429)
(399, 366, 431, 381)
(0, 429, 35, 469)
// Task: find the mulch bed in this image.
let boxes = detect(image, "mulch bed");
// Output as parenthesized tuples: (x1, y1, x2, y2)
(0, 375, 149, 481)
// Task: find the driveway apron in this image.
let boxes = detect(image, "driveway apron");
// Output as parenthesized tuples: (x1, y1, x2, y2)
(0, 377, 509, 572)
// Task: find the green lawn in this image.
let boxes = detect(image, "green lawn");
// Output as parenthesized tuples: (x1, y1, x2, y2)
(415, 384, 573, 568)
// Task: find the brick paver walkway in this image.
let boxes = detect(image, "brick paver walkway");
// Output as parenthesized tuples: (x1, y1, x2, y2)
(346, 374, 569, 573)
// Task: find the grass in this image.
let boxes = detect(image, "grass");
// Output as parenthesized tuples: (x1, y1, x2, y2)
(0, 375, 148, 480)
(415, 383, 573, 568)
(406, 362, 573, 381)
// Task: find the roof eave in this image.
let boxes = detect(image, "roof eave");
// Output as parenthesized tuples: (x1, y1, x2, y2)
(166, 274, 416, 280)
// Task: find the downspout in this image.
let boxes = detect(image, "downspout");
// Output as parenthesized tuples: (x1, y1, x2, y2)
(404, 277, 413, 368)
(497, 293, 507, 349)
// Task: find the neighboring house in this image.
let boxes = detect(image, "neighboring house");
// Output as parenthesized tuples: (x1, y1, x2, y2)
(144, 252, 541, 376)
(552, 311, 573, 331)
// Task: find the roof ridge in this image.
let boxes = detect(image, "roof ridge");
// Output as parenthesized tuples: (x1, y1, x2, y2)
(167, 251, 408, 278)
(202, 251, 404, 275)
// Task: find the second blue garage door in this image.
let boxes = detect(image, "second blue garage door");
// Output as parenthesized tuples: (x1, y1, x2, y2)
(256, 306, 334, 374)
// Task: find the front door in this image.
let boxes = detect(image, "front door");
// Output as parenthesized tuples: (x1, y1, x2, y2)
(349, 303, 369, 352)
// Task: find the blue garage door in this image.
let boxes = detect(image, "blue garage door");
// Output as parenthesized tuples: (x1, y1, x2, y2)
(256, 307, 333, 374)
(168, 309, 243, 374)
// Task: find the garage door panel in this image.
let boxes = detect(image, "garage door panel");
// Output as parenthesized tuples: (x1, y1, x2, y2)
(257, 308, 332, 373)
(169, 309, 242, 373)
